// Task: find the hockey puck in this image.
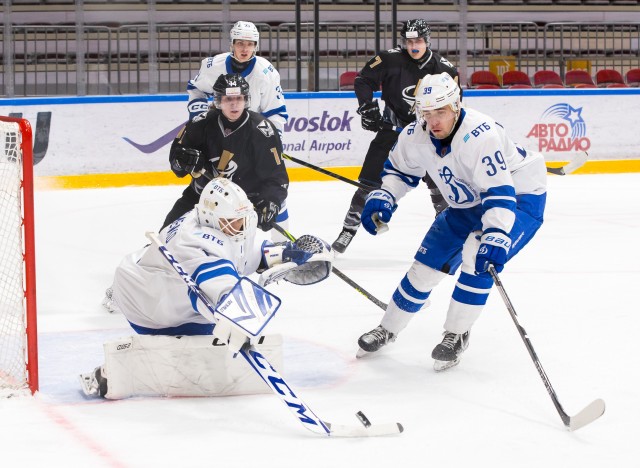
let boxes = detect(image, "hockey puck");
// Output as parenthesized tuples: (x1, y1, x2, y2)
(356, 411, 372, 428)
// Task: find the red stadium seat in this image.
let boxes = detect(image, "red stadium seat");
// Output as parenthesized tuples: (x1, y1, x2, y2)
(625, 68, 640, 87)
(533, 70, 563, 87)
(542, 84, 565, 89)
(595, 69, 625, 87)
(565, 70, 595, 87)
(509, 84, 533, 89)
(469, 70, 500, 88)
(606, 83, 629, 88)
(501, 70, 532, 87)
(474, 84, 502, 89)
(339, 71, 358, 91)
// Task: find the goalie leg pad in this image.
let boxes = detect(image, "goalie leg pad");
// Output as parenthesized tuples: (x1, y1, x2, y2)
(96, 334, 283, 399)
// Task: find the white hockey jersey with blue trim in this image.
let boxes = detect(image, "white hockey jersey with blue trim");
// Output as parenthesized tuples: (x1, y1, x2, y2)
(382, 107, 547, 235)
(187, 53, 287, 134)
(112, 210, 262, 330)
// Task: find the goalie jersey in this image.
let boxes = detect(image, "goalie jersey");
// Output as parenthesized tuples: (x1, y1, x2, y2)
(381, 107, 547, 236)
(112, 210, 263, 335)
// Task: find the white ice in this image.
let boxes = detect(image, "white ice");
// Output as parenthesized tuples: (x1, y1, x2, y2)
(1, 174, 638, 467)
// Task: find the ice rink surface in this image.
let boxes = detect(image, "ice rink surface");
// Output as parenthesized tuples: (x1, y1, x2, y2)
(1, 173, 639, 467)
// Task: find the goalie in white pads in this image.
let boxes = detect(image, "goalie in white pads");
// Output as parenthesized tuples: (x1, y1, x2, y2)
(81, 178, 332, 399)
(356, 73, 547, 371)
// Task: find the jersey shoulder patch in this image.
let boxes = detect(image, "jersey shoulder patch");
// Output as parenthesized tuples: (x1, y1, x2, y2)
(257, 119, 274, 137)
(439, 56, 455, 68)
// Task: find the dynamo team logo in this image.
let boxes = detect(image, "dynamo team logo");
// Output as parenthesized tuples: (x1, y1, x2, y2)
(525, 103, 591, 152)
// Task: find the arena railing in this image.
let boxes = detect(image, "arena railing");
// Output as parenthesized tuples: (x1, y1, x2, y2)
(1, 21, 639, 96)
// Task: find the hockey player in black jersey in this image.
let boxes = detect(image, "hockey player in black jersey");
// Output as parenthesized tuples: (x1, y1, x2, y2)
(331, 19, 460, 253)
(162, 73, 289, 235)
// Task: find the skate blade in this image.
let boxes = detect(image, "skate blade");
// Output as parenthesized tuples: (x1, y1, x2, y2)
(433, 358, 460, 372)
(356, 348, 370, 359)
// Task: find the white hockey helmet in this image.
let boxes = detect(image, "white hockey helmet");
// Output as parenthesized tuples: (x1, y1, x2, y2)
(196, 177, 258, 243)
(415, 73, 461, 114)
(230, 21, 260, 55)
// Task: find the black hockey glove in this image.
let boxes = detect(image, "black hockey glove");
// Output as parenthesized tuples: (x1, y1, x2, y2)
(255, 199, 280, 231)
(357, 100, 383, 132)
(170, 146, 204, 178)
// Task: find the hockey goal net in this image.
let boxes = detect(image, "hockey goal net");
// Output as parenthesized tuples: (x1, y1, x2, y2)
(0, 116, 38, 395)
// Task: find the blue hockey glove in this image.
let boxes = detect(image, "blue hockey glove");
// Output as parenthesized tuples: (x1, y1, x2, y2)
(187, 99, 210, 121)
(475, 231, 511, 275)
(361, 189, 397, 235)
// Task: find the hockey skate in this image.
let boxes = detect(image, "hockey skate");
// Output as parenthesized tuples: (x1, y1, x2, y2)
(432, 331, 470, 372)
(331, 227, 357, 254)
(356, 325, 396, 358)
(79, 366, 108, 397)
(102, 286, 119, 313)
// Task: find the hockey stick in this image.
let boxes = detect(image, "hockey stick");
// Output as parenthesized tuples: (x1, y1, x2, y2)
(272, 224, 388, 310)
(282, 153, 371, 191)
(145, 231, 402, 437)
(488, 266, 605, 431)
(545, 151, 588, 175)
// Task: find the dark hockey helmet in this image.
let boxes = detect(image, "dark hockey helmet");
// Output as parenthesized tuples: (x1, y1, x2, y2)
(400, 19, 431, 47)
(212, 73, 251, 109)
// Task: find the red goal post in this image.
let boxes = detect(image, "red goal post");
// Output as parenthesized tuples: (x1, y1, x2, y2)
(0, 115, 38, 395)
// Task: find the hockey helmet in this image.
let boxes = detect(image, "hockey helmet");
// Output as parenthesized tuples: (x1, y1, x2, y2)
(230, 21, 260, 56)
(196, 178, 258, 243)
(400, 19, 431, 47)
(415, 73, 461, 114)
(212, 73, 251, 109)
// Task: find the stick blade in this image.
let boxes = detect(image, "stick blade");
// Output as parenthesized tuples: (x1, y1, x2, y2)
(562, 151, 589, 175)
(568, 398, 605, 432)
(325, 421, 404, 437)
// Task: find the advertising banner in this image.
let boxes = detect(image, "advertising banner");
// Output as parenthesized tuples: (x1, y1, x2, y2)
(1, 88, 638, 178)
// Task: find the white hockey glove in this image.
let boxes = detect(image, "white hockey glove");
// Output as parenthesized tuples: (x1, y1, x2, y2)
(259, 235, 333, 287)
(212, 316, 250, 358)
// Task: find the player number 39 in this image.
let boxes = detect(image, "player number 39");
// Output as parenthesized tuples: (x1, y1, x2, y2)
(482, 150, 507, 176)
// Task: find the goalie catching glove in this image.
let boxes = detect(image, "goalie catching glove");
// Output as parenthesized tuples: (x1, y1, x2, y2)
(258, 235, 333, 287)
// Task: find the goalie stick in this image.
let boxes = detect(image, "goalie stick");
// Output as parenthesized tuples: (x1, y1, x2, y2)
(145, 231, 403, 437)
(488, 266, 605, 431)
(272, 224, 388, 310)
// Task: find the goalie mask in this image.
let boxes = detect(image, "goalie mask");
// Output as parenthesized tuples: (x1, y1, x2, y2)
(230, 21, 259, 59)
(212, 73, 251, 110)
(196, 178, 258, 244)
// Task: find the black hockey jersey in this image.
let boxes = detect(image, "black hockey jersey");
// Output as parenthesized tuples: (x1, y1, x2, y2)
(354, 47, 459, 128)
(170, 109, 288, 208)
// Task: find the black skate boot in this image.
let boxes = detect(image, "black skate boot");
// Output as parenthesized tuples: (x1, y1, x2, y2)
(331, 227, 357, 254)
(431, 331, 470, 372)
(357, 325, 396, 358)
